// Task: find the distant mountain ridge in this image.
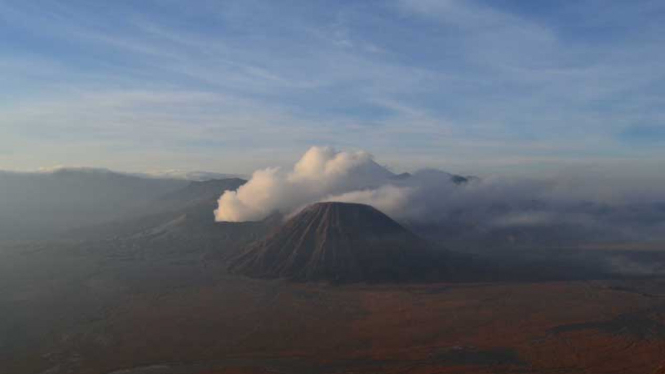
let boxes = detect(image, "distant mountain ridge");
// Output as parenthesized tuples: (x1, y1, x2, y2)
(70, 178, 249, 240)
(0, 168, 188, 240)
(63, 177, 279, 264)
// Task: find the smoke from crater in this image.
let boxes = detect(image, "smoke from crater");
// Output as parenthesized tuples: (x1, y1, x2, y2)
(214, 146, 665, 246)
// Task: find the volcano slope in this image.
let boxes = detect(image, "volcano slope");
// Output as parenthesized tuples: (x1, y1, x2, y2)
(229, 202, 445, 283)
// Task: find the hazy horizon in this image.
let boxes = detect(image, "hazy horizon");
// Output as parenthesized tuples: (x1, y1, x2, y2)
(3, 148, 665, 201)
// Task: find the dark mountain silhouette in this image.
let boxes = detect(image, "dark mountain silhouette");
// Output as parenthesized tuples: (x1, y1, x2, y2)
(151, 178, 247, 214)
(69, 178, 251, 240)
(229, 202, 446, 283)
(66, 177, 278, 262)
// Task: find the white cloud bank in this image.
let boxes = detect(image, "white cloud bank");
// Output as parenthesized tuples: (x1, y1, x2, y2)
(214, 146, 478, 222)
(215, 146, 665, 246)
(215, 146, 400, 221)
(213, 146, 593, 224)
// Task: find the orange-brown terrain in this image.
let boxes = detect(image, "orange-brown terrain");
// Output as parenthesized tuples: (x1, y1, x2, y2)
(3, 236, 665, 374)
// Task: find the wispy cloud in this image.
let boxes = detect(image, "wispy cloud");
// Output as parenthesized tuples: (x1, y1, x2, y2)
(0, 0, 664, 177)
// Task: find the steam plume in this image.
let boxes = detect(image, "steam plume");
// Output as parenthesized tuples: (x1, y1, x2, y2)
(215, 146, 395, 222)
(215, 146, 665, 245)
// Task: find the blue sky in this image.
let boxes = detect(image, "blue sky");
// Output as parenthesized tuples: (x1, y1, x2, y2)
(1, 0, 664, 177)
